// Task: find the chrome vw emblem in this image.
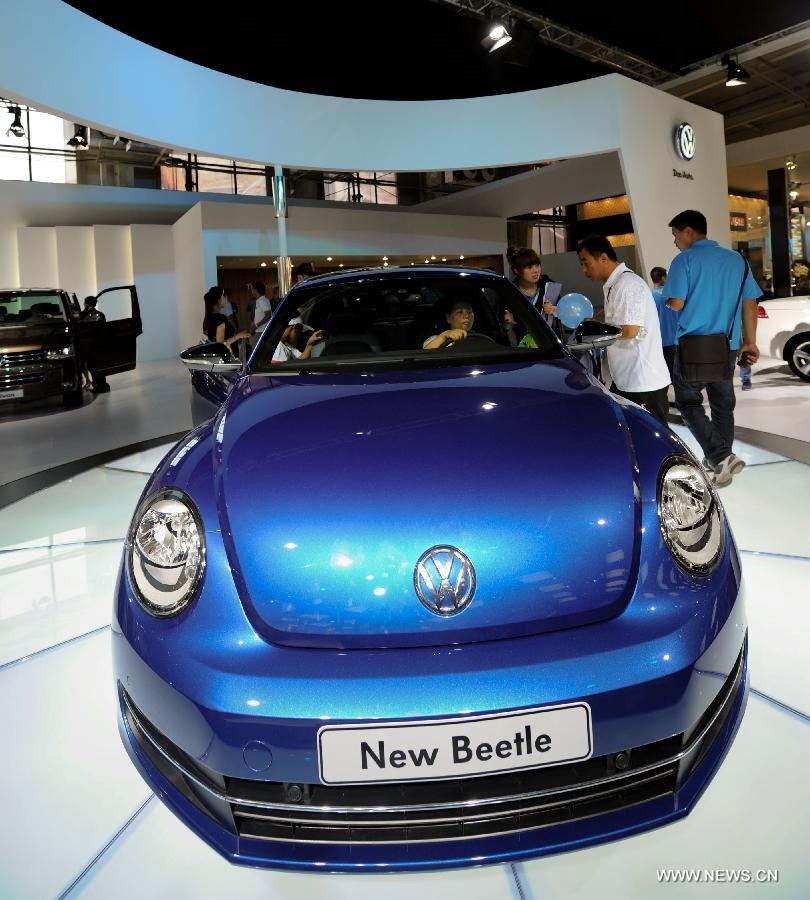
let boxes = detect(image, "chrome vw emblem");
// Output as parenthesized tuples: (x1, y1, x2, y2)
(414, 546, 476, 616)
(676, 122, 696, 160)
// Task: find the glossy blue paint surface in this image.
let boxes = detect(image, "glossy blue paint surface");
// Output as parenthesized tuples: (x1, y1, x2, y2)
(219, 361, 638, 649)
(115, 267, 748, 870)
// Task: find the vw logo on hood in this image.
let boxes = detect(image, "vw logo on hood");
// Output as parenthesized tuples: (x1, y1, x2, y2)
(414, 546, 476, 616)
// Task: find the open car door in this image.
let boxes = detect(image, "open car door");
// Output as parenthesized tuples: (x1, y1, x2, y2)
(75, 285, 142, 376)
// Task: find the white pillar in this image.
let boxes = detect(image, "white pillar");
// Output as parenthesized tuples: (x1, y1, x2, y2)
(273, 164, 292, 296)
(131, 224, 178, 361)
(17, 227, 58, 287)
(55, 226, 97, 300)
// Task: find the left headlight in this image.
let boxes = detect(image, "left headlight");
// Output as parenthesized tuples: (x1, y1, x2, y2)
(657, 457, 724, 575)
(127, 488, 206, 616)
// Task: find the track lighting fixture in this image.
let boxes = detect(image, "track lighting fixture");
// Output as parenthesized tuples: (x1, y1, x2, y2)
(721, 54, 749, 87)
(66, 125, 89, 150)
(7, 105, 25, 138)
(482, 22, 512, 53)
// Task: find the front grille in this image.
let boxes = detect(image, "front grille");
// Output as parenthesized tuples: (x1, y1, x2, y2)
(0, 350, 48, 366)
(0, 371, 46, 387)
(121, 641, 745, 846)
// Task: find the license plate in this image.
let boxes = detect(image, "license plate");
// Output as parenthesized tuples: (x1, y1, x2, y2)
(0, 389, 23, 400)
(318, 703, 592, 785)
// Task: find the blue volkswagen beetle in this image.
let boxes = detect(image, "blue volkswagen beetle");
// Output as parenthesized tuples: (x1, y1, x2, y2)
(113, 267, 747, 872)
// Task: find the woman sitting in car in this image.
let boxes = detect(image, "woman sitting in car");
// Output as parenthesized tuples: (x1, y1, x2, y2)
(423, 300, 477, 349)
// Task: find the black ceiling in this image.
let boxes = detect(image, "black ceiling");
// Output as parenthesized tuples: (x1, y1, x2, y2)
(66, 1, 809, 101)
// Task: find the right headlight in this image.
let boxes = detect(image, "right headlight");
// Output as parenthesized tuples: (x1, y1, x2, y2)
(45, 345, 74, 360)
(657, 457, 724, 575)
(127, 488, 206, 616)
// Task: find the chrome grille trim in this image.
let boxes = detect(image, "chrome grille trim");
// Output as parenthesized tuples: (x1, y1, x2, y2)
(0, 350, 48, 366)
(0, 372, 47, 386)
(232, 768, 675, 828)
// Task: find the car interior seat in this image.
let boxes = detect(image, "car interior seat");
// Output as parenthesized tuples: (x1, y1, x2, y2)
(317, 311, 383, 358)
(31, 302, 61, 316)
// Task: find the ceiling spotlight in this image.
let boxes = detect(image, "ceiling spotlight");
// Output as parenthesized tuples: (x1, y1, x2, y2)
(326, 256, 333, 261)
(66, 125, 89, 150)
(7, 105, 25, 138)
(721, 54, 749, 87)
(273, 259, 278, 264)
(441, 257, 447, 262)
(430, 255, 436, 260)
(460, 255, 465, 260)
(261, 261, 267, 267)
(339, 263, 344, 268)
(786, 156, 797, 171)
(382, 256, 388, 261)
(789, 189, 799, 200)
(482, 22, 512, 53)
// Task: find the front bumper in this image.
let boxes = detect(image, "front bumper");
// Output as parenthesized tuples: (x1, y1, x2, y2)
(0, 359, 78, 402)
(113, 569, 748, 871)
(118, 638, 746, 870)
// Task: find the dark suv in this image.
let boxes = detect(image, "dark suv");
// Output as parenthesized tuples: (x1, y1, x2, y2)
(0, 286, 142, 407)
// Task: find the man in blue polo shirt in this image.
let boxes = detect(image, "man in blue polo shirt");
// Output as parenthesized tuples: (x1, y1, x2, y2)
(663, 210, 761, 486)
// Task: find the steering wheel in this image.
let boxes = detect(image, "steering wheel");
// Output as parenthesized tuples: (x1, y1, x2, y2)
(445, 333, 498, 351)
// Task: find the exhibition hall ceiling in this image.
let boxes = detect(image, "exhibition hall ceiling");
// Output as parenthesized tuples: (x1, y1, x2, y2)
(66, 1, 809, 101)
(728, 151, 810, 202)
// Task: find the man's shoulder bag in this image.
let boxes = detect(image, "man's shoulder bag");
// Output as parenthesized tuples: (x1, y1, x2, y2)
(677, 256, 749, 383)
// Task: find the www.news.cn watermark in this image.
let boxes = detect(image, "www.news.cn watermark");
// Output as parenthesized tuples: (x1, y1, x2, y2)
(657, 869, 779, 884)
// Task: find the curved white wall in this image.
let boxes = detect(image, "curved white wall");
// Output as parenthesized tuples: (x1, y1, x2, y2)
(2, 0, 622, 171)
(0, 0, 733, 291)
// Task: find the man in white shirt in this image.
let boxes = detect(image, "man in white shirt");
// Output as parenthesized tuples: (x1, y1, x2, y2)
(250, 281, 274, 341)
(578, 235, 671, 425)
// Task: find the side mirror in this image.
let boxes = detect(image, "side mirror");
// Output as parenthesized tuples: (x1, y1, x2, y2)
(567, 321, 622, 352)
(180, 342, 242, 374)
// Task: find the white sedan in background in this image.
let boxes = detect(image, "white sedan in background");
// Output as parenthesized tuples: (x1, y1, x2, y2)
(756, 295, 810, 381)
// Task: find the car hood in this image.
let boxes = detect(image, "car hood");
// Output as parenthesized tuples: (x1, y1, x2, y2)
(0, 323, 72, 349)
(217, 361, 640, 649)
(759, 296, 810, 312)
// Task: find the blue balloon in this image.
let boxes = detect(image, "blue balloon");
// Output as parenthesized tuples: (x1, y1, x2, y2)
(556, 292, 593, 329)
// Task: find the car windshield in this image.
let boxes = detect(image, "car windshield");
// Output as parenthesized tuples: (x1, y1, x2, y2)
(0, 292, 67, 325)
(251, 273, 563, 372)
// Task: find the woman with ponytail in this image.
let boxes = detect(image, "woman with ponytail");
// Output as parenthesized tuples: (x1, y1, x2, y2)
(203, 286, 250, 354)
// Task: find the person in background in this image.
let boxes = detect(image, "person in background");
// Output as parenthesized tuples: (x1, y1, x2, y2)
(293, 262, 318, 284)
(663, 209, 762, 487)
(80, 295, 106, 323)
(578, 235, 670, 425)
(249, 281, 274, 343)
(650, 266, 678, 380)
(203, 287, 250, 355)
(222, 288, 237, 331)
(79, 296, 109, 392)
(77, 295, 100, 389)
(509, 248, 563, 338)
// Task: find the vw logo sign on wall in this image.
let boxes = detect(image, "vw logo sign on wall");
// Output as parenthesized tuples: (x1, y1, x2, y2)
(675, 122, 696, 161)
(414, 546, 476, 616)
